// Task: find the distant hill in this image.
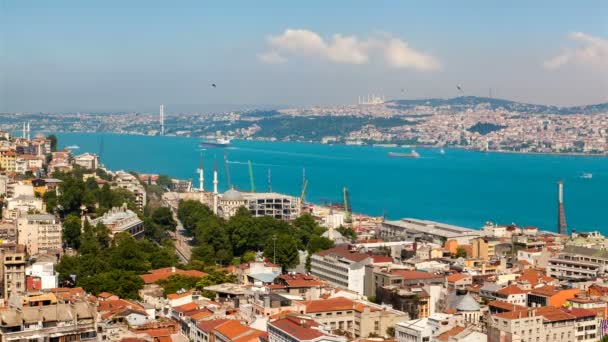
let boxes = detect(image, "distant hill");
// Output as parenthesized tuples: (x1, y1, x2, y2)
(389, 96, 608, 114)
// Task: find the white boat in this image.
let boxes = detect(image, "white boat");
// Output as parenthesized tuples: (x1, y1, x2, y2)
(65, 145, 80, 149)
(199, 138, 230, 148)
(388, 150, 420, 158)
(439, 148, 446, 155)
(581, 173, 593, 179)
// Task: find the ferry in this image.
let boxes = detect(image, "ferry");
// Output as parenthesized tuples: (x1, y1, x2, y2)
(388, 150, 420, 158)
(65, 145, 80, 150)
(199, 138, 231, 148)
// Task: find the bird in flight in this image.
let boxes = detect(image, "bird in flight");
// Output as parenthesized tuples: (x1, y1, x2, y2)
(211, 83, 217, 88)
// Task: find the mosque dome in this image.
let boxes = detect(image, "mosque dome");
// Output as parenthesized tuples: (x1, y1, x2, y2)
(223, 189, 243, 201)
(455, 294, 480, 312)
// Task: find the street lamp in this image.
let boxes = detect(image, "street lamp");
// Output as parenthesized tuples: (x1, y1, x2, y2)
(272, 235, 277, 265)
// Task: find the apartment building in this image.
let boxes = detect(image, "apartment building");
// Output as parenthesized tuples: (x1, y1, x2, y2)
(113, 171, 147, 211)
(73, 152, 99, 170)
(310, 246, 372, 294)
(267, 316, 346, 342)
(0, 244, 26, 299)
(547, 246, 608, 281)
(0, 301, 98, 342)
(16, 214, 62, 256)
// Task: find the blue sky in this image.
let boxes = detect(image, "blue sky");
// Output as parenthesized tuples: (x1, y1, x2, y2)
(2, 0, 607, 112)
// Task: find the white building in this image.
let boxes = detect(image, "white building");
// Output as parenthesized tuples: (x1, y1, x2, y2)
(395, 313, 454, 342)
(90, 205, 144, 239)
(25, 261, 58, 289)
(310, 246, 372, 294)
(16, 214, 62, 256)
(3, 195, 44, 219)
(73, 152, 99, 170)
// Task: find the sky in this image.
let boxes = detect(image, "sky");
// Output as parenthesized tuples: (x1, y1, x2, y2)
(1, 0, 607, 113)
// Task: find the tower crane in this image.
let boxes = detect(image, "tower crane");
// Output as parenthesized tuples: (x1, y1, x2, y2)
(248, 160, 256, 192)
(300, 178, 308, 208)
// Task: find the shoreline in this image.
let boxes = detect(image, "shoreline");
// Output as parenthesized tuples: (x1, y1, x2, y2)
(54, 131, 608, 158)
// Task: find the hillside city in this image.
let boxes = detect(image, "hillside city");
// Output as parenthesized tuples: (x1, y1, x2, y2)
(0, 131, 606, 342)
(3, 96, 608, 155)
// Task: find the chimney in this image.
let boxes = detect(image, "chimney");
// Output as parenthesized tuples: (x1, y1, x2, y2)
(557, 181, 567, 235)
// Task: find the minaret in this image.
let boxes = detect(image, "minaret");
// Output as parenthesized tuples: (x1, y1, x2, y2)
(22, 123, 26, 139)
(557, 181, 567, 235)
(26, 122, 30, 140)
(213, 159, 219, 214)
(198, 154, 204, 202)
(160, 104, 165, 136)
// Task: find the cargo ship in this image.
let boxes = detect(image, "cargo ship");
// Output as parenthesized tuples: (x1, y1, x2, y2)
(388, 150, 420, 158)
(199, 138, 231, 148)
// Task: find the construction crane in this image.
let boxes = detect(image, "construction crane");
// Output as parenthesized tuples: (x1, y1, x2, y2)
(268, 168, 272, 192)
(223, 152, 231, 188)
(300, 178, 308, 207)
(343, 186, 352, 223)
(248, 160, 256, 192)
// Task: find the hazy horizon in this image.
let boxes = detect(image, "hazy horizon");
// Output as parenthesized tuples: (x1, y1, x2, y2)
(2, 1, 607, 113)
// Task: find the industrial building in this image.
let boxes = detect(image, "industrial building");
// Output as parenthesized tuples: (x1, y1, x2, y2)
(379, 218, 481, 245)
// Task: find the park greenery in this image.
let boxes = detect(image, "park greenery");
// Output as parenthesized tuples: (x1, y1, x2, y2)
(177, 200, 335, 270)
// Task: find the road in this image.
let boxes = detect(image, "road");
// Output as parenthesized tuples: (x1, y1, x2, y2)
(163, 192, 193, 263)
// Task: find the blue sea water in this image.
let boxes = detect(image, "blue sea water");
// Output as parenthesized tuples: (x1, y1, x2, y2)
(55, 133, 608, 232)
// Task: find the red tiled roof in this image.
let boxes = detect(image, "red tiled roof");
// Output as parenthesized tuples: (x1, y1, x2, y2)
(196, 319, 232, 333)
(371, 255, 393, 263)
(488, 300, 526, 312)
(447, 273, 470, 283)
(436, 326, 466, 341)
(269, 316, 325, 340)
(496, 285, 528, 296)
(173, 302, 198, 313)
(559, 307, 596, 319)
(303, 297, 356, 313)
(167, 289, 194, 300)
(390, 270, 444, 281)
(214, 320, 253, 339)
(140, 267, 207, 284)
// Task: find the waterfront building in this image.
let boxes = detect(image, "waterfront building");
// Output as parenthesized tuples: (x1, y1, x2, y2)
(90, 205, 144, 239)
(216, 189, 300, 221)
(379, 218, 481, 245)
(16, 214, 62, 256)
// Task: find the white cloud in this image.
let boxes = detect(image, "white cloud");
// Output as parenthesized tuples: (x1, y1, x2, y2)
(543, 32, 608, 71)
(257, 51, 287, 64)
(259, 28, 441, 71)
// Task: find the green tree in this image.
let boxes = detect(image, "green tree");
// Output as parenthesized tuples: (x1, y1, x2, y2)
(62, 214, 82, 249)
(156, 274, 201, 296)
(78, 270, 144, 299)
(241, 251, 257, 263)
(455, 247, 467, 258)
(337, 226, 357, 240)
(47, 134, 58, 152)
(156, 175, 173, 189)
(264, 234, 300, 270)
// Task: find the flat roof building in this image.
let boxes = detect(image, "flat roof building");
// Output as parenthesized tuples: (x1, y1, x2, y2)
(380, 218, 481, 244)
